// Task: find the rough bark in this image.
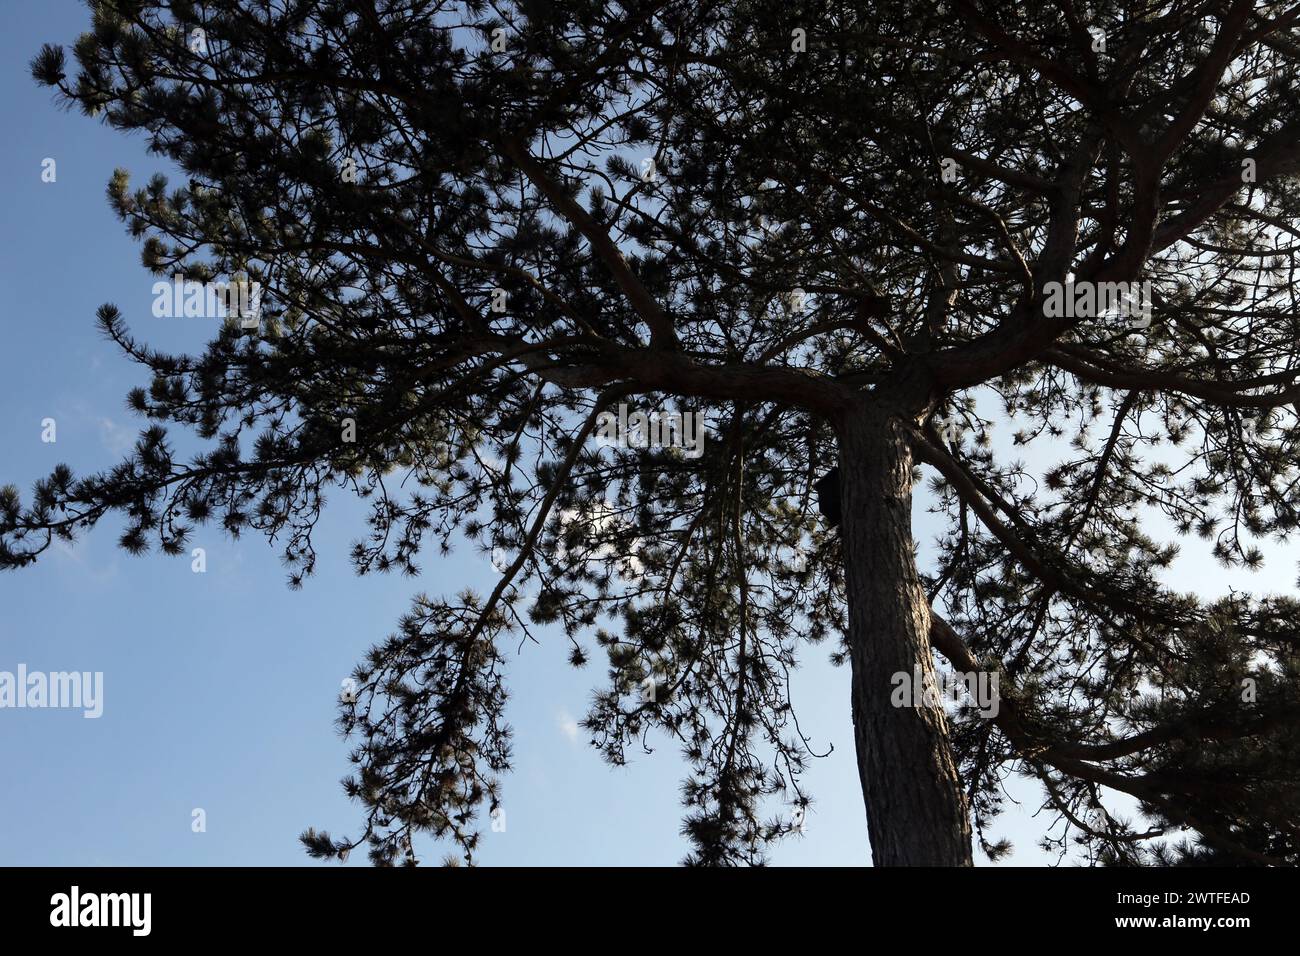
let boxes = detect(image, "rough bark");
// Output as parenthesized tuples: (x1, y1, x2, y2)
(837, 405, 973, 866)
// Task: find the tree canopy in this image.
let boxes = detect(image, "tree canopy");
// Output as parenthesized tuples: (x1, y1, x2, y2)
(7, 0, 1300, 865)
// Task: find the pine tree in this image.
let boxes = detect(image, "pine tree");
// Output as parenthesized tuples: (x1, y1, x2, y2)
(8, 0, 1300, 865)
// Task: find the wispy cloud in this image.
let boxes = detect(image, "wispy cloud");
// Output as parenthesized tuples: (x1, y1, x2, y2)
(97, 417, 134, 456)
(557, 709, 579, 745)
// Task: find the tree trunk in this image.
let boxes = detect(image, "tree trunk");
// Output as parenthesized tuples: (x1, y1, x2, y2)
(837, 405, 973, 865)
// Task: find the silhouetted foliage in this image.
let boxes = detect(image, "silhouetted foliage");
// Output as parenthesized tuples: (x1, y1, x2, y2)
(6, 0, 1300, 865)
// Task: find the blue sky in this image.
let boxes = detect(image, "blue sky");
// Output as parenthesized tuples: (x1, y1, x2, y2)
(1, 0, 1289, 867)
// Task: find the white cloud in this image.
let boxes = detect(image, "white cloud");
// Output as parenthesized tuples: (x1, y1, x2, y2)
(557, 709, 579, 744)
(98, 417, 133, 456)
